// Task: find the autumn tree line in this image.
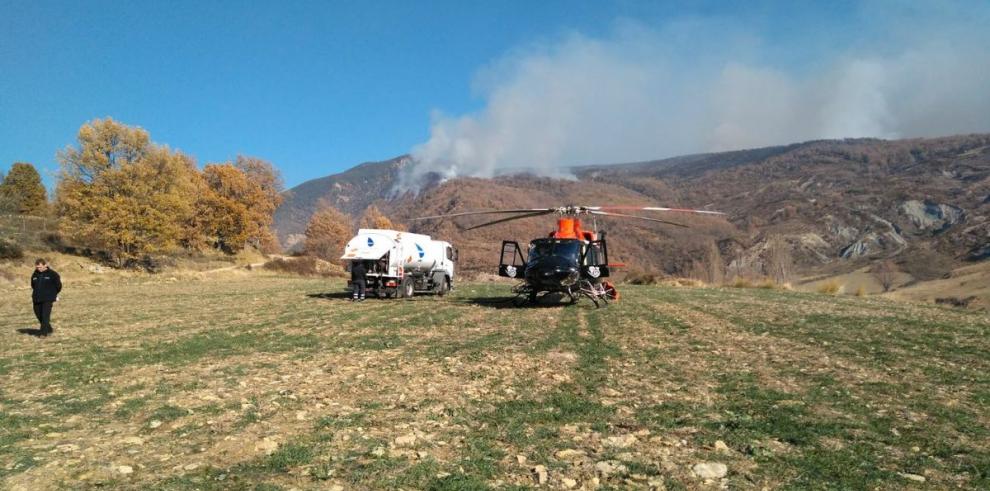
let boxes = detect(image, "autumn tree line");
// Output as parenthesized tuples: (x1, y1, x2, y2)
(3, 118, 285, 266)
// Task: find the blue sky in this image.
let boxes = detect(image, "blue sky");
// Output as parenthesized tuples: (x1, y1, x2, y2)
(2, 1, 987, 191)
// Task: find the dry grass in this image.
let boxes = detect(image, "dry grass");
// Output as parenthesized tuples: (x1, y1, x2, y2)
(262, 256, 345, 277)
(1, 274, 987, 489)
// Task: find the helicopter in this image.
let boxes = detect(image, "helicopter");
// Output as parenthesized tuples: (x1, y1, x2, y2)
(413, 205, 725, 307)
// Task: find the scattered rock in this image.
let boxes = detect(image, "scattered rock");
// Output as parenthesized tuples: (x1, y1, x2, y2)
(692, 462, 728, 479)
(371, 446, 386, 457)
(122, 437, 144, 446)
(56, 444, 79, 453)
(149, 420, 162, 429)
(561, 477, 578, 488)
(648, 476, 667, 489)
(295, 411, 308, 421)
(516, 455, 527, 465)
(184, 463, 200, 471)
(898, 473, 926, 482)
(394, 434, 417, 447)
(554, 449, 587, 461)
(714, 440, 730, 453)
(532, 465, 548, 484)
(116, 465, 133, 475)
(595, 460, 628, 477)
(255, 438, 279, 455)
(604, 434, 638, 448)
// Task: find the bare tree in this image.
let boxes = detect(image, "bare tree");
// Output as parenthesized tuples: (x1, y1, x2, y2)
(764, 235, 793, 284)
(705, 240, 724, 284)
(871, 259, 897, 292)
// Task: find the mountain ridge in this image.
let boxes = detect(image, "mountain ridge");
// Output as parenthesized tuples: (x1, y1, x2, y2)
(275, 134, 990, 282)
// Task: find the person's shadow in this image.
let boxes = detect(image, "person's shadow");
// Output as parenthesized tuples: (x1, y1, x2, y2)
(16, 328, 46, 337)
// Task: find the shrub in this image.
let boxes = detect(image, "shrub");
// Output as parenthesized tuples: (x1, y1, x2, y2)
(625, 270, 661, 285)
(817, 280, 842, 295)
(42, 232, 68, 252)
(935, 296, 976, 308)
(728, 277, 753, 288)
(855, 286, 866, 297)
(123, 255, 176, 273)
(0, 239, 24, 260)
(263, 256, 343, 277)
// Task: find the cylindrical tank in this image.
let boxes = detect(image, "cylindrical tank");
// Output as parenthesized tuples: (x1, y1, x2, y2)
(341, 229, 440, 275)
(395, 233, 438, 273)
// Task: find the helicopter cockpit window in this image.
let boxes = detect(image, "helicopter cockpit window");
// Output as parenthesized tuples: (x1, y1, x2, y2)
(585, 242, 606, 266)
(529, 240, 581, 263)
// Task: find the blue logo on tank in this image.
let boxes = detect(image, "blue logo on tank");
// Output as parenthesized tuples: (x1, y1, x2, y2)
(415, 243, 425, 258)
(367, 237, 374, 247)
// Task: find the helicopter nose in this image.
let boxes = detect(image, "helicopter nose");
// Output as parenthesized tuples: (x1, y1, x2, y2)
(560, 268, 580, 285)
(534, 266, 579, 285)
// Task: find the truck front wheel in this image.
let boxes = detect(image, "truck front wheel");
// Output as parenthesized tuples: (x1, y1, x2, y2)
(433, 273, 449, 296)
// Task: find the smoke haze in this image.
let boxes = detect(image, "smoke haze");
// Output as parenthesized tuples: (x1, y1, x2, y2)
(397, 4, 990, 192)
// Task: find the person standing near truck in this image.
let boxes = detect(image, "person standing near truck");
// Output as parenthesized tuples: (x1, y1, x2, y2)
(31, 258, 62, 336)
(350, 260, 367, 302)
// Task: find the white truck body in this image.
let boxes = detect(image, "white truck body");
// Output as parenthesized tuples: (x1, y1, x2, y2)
(340, 229, 456, 297)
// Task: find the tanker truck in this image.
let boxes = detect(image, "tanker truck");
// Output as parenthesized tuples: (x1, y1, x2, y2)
(340, 229, 456, 298)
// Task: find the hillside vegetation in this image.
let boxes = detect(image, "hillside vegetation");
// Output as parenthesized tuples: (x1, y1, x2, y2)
(1, 274, 987, 489)
(275, 134, 990, 292)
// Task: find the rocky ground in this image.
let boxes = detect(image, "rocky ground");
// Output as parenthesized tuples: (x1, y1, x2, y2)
(0, 273, 987, 490)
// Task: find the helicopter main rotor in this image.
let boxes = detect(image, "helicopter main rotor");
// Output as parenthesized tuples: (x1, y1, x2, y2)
(413, 205, 725, 230)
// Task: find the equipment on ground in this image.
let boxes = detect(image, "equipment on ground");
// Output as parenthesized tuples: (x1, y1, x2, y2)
(413, 205, 724, 307)
(341, 229, 457, 298)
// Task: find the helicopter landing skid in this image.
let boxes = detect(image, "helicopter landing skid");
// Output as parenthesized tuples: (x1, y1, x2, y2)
(577, 280, 612, 308)
(510, 281, 612, 308)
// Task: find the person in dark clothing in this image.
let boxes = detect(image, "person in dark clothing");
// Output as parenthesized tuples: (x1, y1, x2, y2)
(31, 258, 62, 336)
(350, 260, 367, 301)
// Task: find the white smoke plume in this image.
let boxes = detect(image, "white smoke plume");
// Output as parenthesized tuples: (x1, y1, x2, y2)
(397, 5, 990, 192)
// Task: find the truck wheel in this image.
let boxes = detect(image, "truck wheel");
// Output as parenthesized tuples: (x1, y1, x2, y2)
(433, 272, 449, 296)
(400, 277, 415, 298)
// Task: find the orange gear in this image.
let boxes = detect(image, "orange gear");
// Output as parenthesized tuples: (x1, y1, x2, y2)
(603, 281, 619, 302)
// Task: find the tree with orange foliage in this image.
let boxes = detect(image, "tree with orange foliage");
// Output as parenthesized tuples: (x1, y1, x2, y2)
(358, 205, 405, 231)
(305, 201, 353, 261)
(56, 119, 200, 265)
(196, 164, 271, 253)
(233, 155, 284, 253)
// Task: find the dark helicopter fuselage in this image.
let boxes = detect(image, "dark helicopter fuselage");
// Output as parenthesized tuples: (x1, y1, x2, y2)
(524, 238, 582, 291)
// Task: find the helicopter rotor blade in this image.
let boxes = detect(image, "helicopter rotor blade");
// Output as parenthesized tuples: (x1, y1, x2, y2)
(465, 210, 556, 230)
(412, 208, 553, 221)
(588, 206, 725, 216)
(588, 210, 689, 228)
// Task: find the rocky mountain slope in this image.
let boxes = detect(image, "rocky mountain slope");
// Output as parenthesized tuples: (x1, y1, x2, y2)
(275, 134, 990, 282)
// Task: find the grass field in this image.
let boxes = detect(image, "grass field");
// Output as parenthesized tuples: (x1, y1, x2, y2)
(1, 272, 988, 490)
